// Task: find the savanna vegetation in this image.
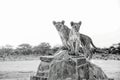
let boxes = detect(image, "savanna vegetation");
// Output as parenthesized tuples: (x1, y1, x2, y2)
(0, 42, 120, 61)
(0, 42, 62, 61)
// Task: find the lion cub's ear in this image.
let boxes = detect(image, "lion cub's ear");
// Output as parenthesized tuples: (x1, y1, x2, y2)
(77, 21, 82, 31)
(53, 21, 56, 25)
(79, 21, 82, 25)
(70, 21, 74, 26)
(61, 20, 65, 24)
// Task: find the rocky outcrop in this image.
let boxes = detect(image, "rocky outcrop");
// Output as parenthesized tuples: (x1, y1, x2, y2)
(48, 50, 109, 80)
(30, 50, 110, 80)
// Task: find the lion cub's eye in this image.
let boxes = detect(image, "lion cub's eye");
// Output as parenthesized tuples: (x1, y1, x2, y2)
(59, 25, 62, 27)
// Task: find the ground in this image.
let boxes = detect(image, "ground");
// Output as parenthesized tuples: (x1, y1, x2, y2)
(0, 60, 120, 80)
(0, 54, 120, 80)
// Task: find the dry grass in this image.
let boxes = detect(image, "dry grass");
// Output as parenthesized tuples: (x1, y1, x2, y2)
(0, 54, 120, 80)
(92, 54, 120, 60)
(0, 54, 40, 61)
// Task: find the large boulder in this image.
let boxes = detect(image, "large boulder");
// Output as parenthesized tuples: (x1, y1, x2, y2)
(88, 62, 108, 80)
(48, 50, 109, 80)
(31, 50, 110, 80)
(48, 50, 76, 80)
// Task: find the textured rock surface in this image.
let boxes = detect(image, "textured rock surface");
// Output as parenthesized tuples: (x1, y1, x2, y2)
(40, 56, 54, 62)
(48, 51, 76, 80)
(88, 62, 108, 80)
(48, 50, 109, 80)
(30, 50, 110, 80)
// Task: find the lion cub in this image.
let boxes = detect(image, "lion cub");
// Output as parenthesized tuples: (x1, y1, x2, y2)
(53, 20, 70, 50)
(68, 21, 82, 55)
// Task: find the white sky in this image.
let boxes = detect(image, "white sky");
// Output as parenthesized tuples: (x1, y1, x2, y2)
(0, 0, 120, 48)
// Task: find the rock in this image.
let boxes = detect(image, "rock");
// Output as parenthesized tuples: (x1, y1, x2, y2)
(30, 76, 48, 80)
(36, 58, 51, 79)
(40, 56, 54, 62)
(88, 62, 108, 80)
(31, 50, 110, 80)
(48, 50, 109, 80)
(48, 51, 76, 80)
(36, 61, 50, 72)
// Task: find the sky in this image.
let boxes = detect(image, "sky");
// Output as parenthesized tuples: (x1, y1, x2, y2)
(0, 0, 120, 48)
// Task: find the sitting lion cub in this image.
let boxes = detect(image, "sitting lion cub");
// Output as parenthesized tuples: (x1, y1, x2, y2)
(68, 21, 82, 56)
(53, 20, 70, 50)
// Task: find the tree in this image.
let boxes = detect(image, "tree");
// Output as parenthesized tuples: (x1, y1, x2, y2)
(0, 45, 14, 55)
(117, 43, 120, 54)
(15, 43, 32, 55)
(0, 45, 14, 60)
(33, 42, 51, 55)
